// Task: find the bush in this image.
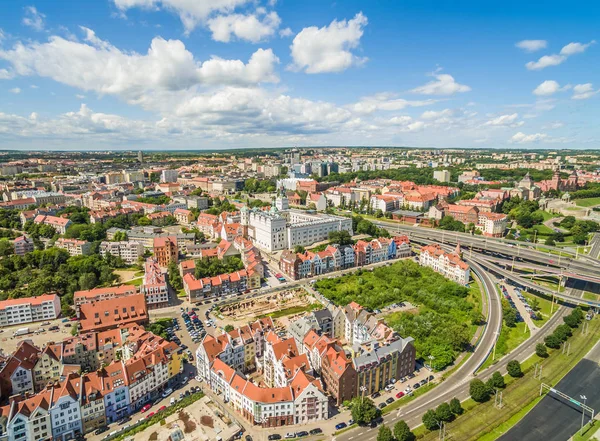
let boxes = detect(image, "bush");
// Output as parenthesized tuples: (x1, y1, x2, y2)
(535, 343, 548, 358)
(507, 360, 522, 378)
(449, 398, 463, 415)
(469, 379, 490, 402)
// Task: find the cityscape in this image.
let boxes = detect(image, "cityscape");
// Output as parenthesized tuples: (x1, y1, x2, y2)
(0, 2, 600, 441)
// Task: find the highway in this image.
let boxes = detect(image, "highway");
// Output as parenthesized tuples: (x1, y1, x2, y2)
(372, 220, 600, 280)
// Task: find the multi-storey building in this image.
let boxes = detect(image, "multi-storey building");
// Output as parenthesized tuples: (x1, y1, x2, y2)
(140, 258, 169, 309)
(77, 294, 148, 333)
(0, 294, 61, 328)
(0, 389, 53, 441)
(48, 374, 83, 441)
(55, 238, 92, 256)
(99, 241, 144, 264)
(153, 236, 178, 267)
(477, 212, 508, 237)
(0, 341, 40, 398)
(160, 169, 179, 183)
(13, 236, 34, 256)
(33, 215, 71, 234)
(74, 285, 136, 308)
(419, 244, 470, 285)
(32, 344, 63, 392)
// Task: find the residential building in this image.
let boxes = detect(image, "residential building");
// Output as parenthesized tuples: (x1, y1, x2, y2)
(173, 208, 194, 226)
(77, 294, 148, 333)
(99, 240, 144, 264)
(0, 294, 61, 328)
(13, 236, 34, 256)
(33, 215, 72, 235)
(32, 344, 63, 392)
(433, 170, 451, 183)
(419, 244, 470, 285)
(478, 212, 508, 237)
(140, 258, 169, 309)
(55, 238, 92, 256)
(160, 169, 179, 183)
(0, 341, 40, 397)
(74, 285, 137, 308)
(0, 389, 53, 441)
(153, 236, 178, 267)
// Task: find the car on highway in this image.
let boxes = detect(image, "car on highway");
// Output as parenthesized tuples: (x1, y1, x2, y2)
(335, 422, 347, 430)
(141, 404, 151, 412)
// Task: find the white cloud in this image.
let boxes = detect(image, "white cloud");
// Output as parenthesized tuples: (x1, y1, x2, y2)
(515, 40, 547, 52)
(0, 69, 13, 80)
(560, 40, 595, 56)
(510, 132, 548, 143)
(348, 93, 436, 114)
(533, 80, 565, 96)
(288, 12, 368, 74)
(526, 54, 566, 70)
(279, 27, 293, 38)
(30, 84, 39, 89)
(0, 28, 5, 41)
(572, 83, 598, 100)
(207, 11, 280, 43)
(22, 6, 45, 31)
(9, 87, 21, 94)
(0, 29, 279, 109)
(484, 113, 522, 127)
(411, 73, 471, 96)
(526, 40, 595, 70)
(76, 94, 86, 99)
(112, 0, 252, 33)
(420, 109, 457, 120)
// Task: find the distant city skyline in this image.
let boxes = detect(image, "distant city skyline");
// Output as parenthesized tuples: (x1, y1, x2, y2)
(0, 0, 599, 150)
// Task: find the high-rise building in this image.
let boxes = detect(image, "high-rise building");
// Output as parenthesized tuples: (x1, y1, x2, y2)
(160, 169, 179, 183)
(433, 170, 451, 183)
(138, 150, 143, 162)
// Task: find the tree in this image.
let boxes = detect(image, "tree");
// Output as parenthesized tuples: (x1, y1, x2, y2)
(350, 397, 379, 425)
(393, 420, 415, 441)
(422, 409, 439, 431)
(0, 239, 14, 257)
(435, 402, 453, 422)
(507, 360, 523, 378)
(377, 425, 394, 441)
(545, 237, 555, 246)
(168, 262, 183, 291)
(529, 297, 540, 312)
(489, 371, 505, 389)
(544, 334, 561, 349)
(224, 324, 234, 332)
(563, 314, 580, 328)
(78, 272, 97, 290)
(449, 398, 463, 415)
(554, 324, 572, 342)
(293, 245, 306, 254)
(535, 343, 548, 358)
(469, 379, 490, 402)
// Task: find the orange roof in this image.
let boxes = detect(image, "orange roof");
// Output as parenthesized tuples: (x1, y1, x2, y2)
(0, 294, 58, 309)
(78, 294, 148, 332)
(74, 285, 135, 300)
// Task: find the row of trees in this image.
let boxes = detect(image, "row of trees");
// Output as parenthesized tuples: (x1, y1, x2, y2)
(469, 361, 521, 404)
(421, 398, 464, 430)
(544, 307, 585, 349)
(377, 421, 416, 441)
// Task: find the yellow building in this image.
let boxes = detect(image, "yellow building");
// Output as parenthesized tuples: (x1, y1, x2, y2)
(33, 344, 63, 391)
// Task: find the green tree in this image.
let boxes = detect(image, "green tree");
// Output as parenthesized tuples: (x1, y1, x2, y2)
(435, 402, 453, 422)
(0, 238, 14, 257)
(489, 371, 505, 389)
(293, 245, 306, 254)
(78, 272, 97, 290)
(393, 420, 415, 441)
(350, 397, 380, 425)
(535, 343, 548, 358)
(529, 297, 540, 312)
(554, 324, 572, 342)
(544, 334, 561, 349)
(449, 398, 463, 415)
(507, 360, 523, 377)
(224, 324, 234, 332)
(469, 378, 490, 402)
(563, 314, 580, 328)
(377, 425, 394, 441)
(422, 409, 439, 431)
(168, 262, 183, 291)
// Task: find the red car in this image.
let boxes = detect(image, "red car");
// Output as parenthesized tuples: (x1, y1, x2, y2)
(146, 412, 155, 419)
(396, 391, 405, 399)
(159, 406, 167, 412)
(141, 404, 151, 413)
(69, 317, 78, 321)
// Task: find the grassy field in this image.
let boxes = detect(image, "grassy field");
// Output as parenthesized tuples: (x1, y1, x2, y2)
(417, 316, 600, 441)
(583, 292, 599, 302)
(575, 197, 600, 207)
(478, 321, 530, 372)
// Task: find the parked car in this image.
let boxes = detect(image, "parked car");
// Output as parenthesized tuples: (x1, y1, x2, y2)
(335, 422, 347, 430)
(284, 433, 296, 439)
(161, 388, 173, 398)
(372, 392, 381, 399)
(268, 435, 282, 440)
(94, 426, 109, 435)
(245, 435, 253, 441)
(141, 404, 151, 412)
(413, 383, 421, 389)
(159, 406, 167, 412)
(378, 402, 386, 409)
(396, 391, 405, 399)
(386, 397, 394, 404)
(296, 431, 308, 437)
(309, 428, 323, 435)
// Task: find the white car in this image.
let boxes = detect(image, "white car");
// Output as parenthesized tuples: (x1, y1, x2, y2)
(385, 384, 394, 392)
(284, 433, 296, 439)
(161, 388, 173, 398)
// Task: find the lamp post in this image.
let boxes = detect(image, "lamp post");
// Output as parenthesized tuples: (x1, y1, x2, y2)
(580, 395, 587, 434)
(428, 355, 435, 376)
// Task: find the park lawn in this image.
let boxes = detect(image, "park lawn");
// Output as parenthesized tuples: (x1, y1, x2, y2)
(478, 321, 530, 372)
(530, 223, 555, 236)
(574, 197, 600, 207)
(128, 277, 143, 286)
(522, 291, 556, 325)
(539, 210, 557, 222)
(416, 316, 600, 441)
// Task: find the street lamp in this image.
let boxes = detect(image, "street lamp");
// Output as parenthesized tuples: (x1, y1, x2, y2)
(580, 395, 587, 434)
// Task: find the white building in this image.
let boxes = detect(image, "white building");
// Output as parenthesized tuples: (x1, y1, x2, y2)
(419, 244, 470, 285)
(100, 240, 144, 264)
(433, 170, 451, 183)
(140, 258, 170, 309)
(55, 238, 92, 256)
(0, 294, 61, 328)
(477, 212, 508, 238)
(49, 374, 83, 441)
(243, 197, 353, 252)
(160, 169, 179, 183)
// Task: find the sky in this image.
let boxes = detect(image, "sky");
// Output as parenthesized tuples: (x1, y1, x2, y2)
(0, 0, 599, 151)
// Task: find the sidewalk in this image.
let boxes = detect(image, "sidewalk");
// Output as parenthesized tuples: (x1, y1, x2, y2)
(504, 284, 539, 333)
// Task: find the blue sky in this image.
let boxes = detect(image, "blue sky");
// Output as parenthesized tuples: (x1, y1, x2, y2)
(0, 0, 599, 150)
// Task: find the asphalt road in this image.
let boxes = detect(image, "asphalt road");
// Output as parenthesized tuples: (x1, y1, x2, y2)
(498, 340, 600, 441)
